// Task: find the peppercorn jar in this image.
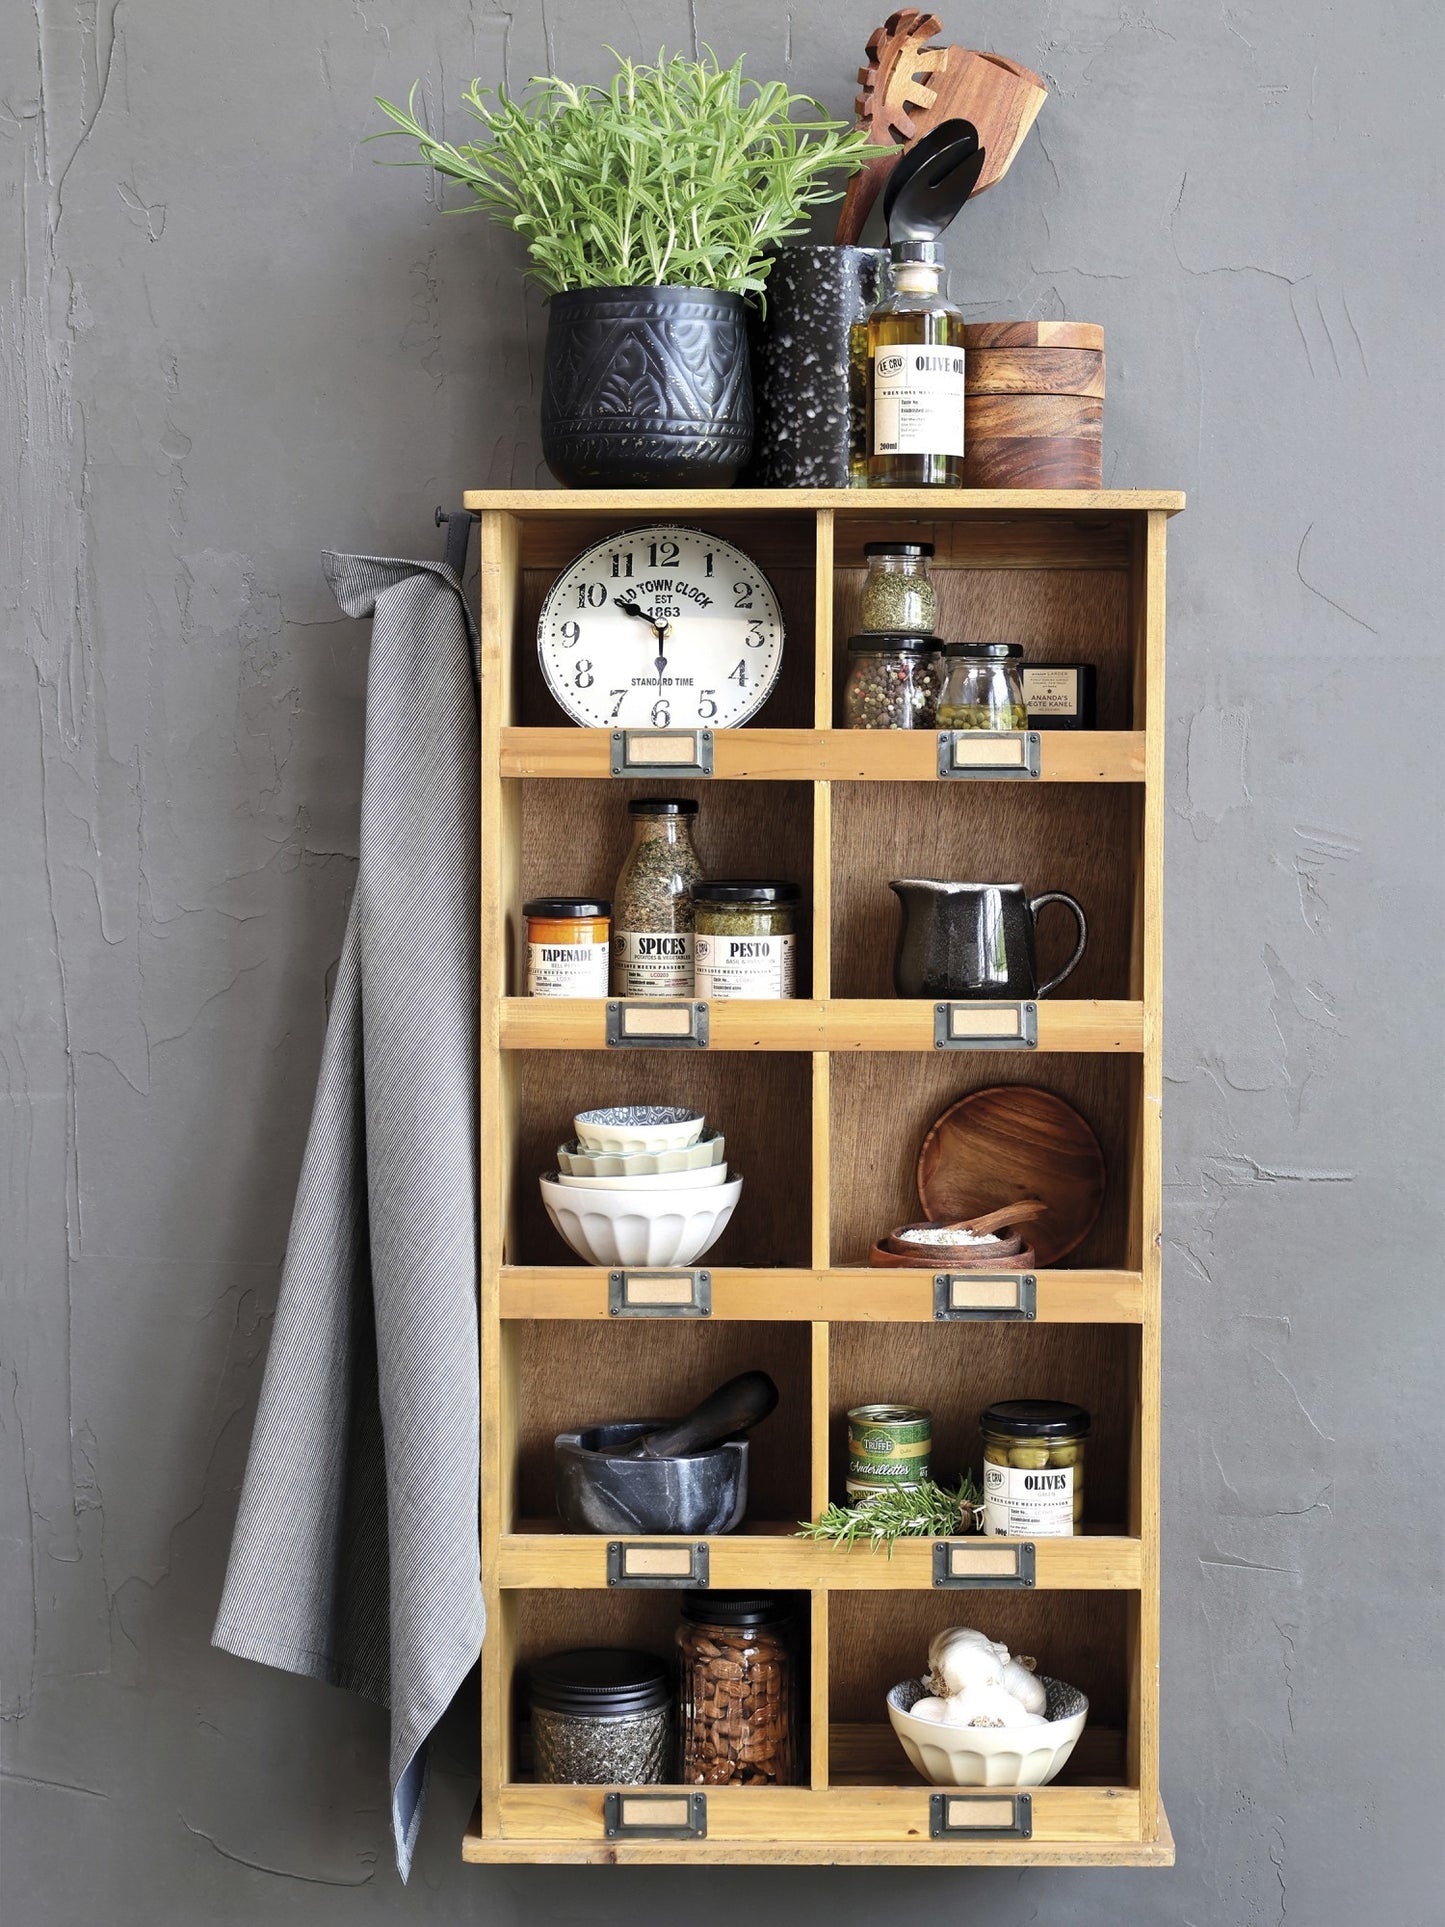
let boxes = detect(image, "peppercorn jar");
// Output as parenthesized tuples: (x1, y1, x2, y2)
(937, 641, 1028, 731)
(693, 881, 800, 999)
(843, 633, 942, 730)
(528, 1648, 675, 1784)
(676, 1592, 798, 1786)
(611, 798, 704, 999)
(980, 1400, 1090, 1537)
(859, 540, 938, 633)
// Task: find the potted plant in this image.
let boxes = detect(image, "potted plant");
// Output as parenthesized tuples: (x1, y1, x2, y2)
(375, 50, 878, 488)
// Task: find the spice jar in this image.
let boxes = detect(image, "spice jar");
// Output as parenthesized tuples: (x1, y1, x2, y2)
(859, 540, 938, 633)
(677, 1592, 798, 1786)
(980, 1400, 1090, 1537)
(937, 641, 1028, 731)
(611, 798, 704, 999)
(843, 633, 942, 730)
(523, 897, 610, 998)
(693, 882, 800, 1000)
(528, 1648, 674, 1784)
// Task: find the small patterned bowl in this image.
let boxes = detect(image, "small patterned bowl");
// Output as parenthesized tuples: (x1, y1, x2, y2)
(572, 1105, 706, 1154)
(557, 1131, 725, 1178)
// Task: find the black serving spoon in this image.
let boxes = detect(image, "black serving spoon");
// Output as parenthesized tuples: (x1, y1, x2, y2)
(610, 1371, 779, 1460)
(882, 118, 979, 236)
(887, 127, 988, 246)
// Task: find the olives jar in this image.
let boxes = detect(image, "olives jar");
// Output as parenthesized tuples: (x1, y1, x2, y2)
(676, 1591, 798, 1786)
(980, 1400, 1090, 1537)
(937, 641, 1028, 731)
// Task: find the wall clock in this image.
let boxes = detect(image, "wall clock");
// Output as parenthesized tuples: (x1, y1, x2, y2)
(537, 524, 785, 729)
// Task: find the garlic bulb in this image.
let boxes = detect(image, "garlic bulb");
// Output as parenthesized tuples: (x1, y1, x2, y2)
(947, 1681, 1043, 1729)
(907, 1695, 951, 1724)
(918, 1627, 1052, 1727)
(999, 1658, 1047, 1716)
(926, 1627, 1009, 1698)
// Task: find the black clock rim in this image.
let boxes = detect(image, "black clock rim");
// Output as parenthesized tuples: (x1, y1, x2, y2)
(535, 523, 787, 731)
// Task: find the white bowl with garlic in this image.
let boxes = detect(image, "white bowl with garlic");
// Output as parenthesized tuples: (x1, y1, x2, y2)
(886, 1628, 1088, 1788)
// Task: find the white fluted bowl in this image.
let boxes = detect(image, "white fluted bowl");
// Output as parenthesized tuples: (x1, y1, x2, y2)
(886, 1676, 1088, 1788)
(540, 1173, 743, 1268)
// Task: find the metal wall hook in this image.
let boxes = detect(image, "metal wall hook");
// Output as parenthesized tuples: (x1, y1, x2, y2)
(435, 506, 479, 579)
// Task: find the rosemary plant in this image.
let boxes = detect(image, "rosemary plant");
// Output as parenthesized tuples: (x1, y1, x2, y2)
(798, 1475, 985, 1555)
(373, 49, 880, 297)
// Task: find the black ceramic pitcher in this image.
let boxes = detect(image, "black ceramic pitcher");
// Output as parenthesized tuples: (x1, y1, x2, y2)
(890, 880, 1088, 1000)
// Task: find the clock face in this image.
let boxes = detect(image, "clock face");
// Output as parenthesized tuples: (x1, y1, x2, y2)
(537, 524, 785, 730)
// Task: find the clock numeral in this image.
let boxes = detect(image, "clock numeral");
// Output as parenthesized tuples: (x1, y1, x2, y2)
(703, 551, 714, 577)
(609, 551, 634, 579)
(745, 618, 767, 647)
(651, 698, 670, 727)
(733, 581, 755, 609)
(728, 660, 748, 688)
(573, 659, 594, 689)
(559, 619, 581, 646)
(697, 690, 717, 721)
(609, 689, 627, 720)
(577, 582, 607, 609)
(647, 538, 679, 567)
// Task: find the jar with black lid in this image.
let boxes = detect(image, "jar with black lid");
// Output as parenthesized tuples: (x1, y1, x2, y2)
(677, 1592, 798, 1785)
(611, 797, 704, 999)
(937, 641, 1028, 731)
(528, 1647, 674, 1784)
(843, 632, 943, 730)
(980, 1400, 1090, 1538)
(693, 881, 800, 1001)
(859, 540, 938, 633)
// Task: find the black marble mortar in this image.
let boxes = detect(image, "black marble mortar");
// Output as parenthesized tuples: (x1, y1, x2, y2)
(554, 1419, 749, 1535)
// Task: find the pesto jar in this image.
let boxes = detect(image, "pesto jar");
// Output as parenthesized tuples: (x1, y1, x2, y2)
(937, 641, 1028, 731)
(693, 882, 800, 1001)
(980, 1400, 1090, 1537)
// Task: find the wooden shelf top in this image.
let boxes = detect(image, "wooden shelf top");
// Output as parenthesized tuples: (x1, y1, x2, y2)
(499, 996, 1143, 1053)
(498, 1266, 1145, 1323)
(500, 727, 1145, 782)
(465, 486, 1185, 515)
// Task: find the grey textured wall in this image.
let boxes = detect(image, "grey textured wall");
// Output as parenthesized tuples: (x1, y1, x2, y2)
(3, 1, 1440, 1921)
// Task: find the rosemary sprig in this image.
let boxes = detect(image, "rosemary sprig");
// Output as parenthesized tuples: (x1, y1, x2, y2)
(798, 1475, 984, 1555)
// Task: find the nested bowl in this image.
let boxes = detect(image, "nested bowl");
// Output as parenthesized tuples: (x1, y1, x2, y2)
(572, 1105, 706, 1154)
(540, 1172, 743, 1268)
(557, 1131, 725, 1178)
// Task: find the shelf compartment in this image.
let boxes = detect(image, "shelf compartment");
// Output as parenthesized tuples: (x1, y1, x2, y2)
(500, 726, 1145, 782)
(498, 1266, 1145, 1323)
(500, 997, 1142, 1052)
(498, 1530, 1140, 1591)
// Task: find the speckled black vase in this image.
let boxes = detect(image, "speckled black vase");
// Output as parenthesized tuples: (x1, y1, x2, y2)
(541, 285, 754, 488)
(746, 245, 892, 487)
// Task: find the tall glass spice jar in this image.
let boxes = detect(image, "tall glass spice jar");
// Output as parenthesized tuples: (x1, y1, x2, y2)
(866, 242, 967, 488)
(611, 798, 704, 999)
(859, 540, 938, 633)
(843, 633, 942, 729)
(937, 641, 1028, 731)
(676, 1592, 798, 1786)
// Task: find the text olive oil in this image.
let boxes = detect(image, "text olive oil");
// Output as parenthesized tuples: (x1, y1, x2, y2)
(866, 242, 966, 487)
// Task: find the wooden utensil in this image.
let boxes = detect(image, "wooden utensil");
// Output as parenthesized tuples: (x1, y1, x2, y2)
(938, 51, 1048, 197)
(916, 1087, 1105, 1266)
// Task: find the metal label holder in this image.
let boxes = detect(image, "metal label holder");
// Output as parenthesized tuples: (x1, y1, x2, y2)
(608, 1270, 712, 1318)
(607, 1541, 710, 1588)
(604, 1792, 708, 1840)
(606, 1000, 709, 1048)
(932, 1541, 1037, 1589)
(933, 1273, 1038, 1321)
(933, 1001, 1038, 1050)
(930, 1792, 1033, 1839)
(611, 728, 714, 778)
(937, 730, 1041, 779)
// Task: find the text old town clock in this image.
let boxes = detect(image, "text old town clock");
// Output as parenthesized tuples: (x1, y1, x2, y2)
(537, 524, 785, 729)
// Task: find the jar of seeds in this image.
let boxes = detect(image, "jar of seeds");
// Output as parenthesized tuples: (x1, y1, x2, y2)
(612, 798, 704, 999)
(859, 541, 938, 633)
(528, 1648, 675, 1784)
(937, 641, 1028, 731)
(677, 1592, 798, 1786)
(843, 633, 942, 729)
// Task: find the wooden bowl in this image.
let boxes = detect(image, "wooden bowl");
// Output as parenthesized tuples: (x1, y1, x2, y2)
(870, 1241, 1037, 1270)
(916, 1087, 1105, 1266)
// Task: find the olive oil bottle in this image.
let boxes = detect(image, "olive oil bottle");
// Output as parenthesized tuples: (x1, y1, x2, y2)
(866, 241, 966, 487)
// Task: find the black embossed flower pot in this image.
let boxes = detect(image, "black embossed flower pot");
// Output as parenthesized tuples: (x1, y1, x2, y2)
(541, 285, 754, 489)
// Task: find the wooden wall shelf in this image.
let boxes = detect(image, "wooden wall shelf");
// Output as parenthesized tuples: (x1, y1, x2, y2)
(472, 487, 1176, 1870)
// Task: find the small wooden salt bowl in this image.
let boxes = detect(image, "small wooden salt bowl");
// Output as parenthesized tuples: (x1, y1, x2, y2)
(963, 321, 1105, 489)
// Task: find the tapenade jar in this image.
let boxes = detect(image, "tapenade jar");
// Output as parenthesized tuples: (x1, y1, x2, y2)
(693, 882, 800, 1000)
(937, 641, 1028, 731)
(528, 1647, 674, 1784)
(523, 897, 610, 997)
(843, 633, 942, 729)
(676, 1591, 798, 1785)
(858, 540, 938, 633)
(980, 1400, 1090, 1537)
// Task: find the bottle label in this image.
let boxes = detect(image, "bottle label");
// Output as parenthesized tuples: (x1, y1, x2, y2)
(983, 1459, 1075, 1537)
(872, 346, 967, 456)
(527, 938, 609, 998)
(614, 931, 694, 998)
(694, 933, 795, 1001)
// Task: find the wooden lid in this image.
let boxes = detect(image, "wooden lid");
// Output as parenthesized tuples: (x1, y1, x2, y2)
(963, 321, 1104, 350)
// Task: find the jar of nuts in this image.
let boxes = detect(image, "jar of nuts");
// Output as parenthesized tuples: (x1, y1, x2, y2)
(676, 1591, 798, 1786)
